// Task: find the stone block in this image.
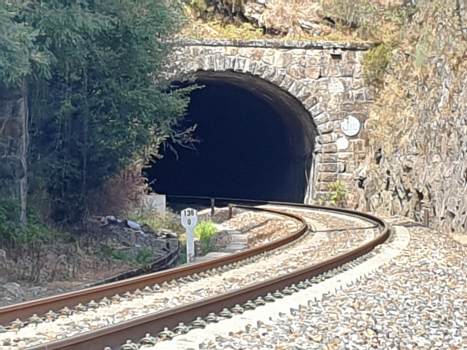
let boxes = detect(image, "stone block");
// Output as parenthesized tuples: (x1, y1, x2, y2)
(270, 68, 287, 85)
(317, 122, 333, 134)
(225, 47, 239, 56)
(341, 65, 354, 77)
(290, 48, 306, 57)
(261, 66, 277, 81)
(318, 133, 336, 144)
(337, 152, 355, 161)
(316, 182, 331, 192)
(352, 139, 366, 152)
(317, 172, 338, 182)
(322, 144, 338, 153)
(295, 86, 312, 101)
(322, 66, 341, 77)
(356, 152, 366, 160)
(322, 153, 338, 163)
(238, 48, 253, 58)
(204, 55, 215, 70)
(262, 49, 276, 65)
(279, 74, 295, 91)
(304, 50, 321, 65)
(336, 173, 354, 183)
(247, 60, 258, 74)
(310, 103, 326, 117)
(251, 50, 264, 61)
(288, 81, 305, 98)
(277, 53, 293, 68)
(340, 101, 355, 113)
(329, 112, 345, 122)
(328, 80, 345, 96)
(304, 67, 321, 79)
(325, 98, 341, 115)
(304, 96, 319, 110)
(224, 56, 235, 70)
(314, 113, 330, 125)
(234, 57, 247, 72)
(314, 191, 328, 201)
(190, 47, 201, 56)
(318, 163, 338, 172)
(214, 55, 225, 71)
(346, 51, 357, 63)
(289, 67, 304, 79)
(315, 79, 329, 91)
(254, 63, 267, 76)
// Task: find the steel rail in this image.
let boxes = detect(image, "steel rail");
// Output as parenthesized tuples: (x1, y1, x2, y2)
(27, 203, 389, 350)
(0, 204, 307, 326)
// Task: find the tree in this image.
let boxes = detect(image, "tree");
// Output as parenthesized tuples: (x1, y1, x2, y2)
(0, 0, 192, 224)
(0, 1, 49, 227)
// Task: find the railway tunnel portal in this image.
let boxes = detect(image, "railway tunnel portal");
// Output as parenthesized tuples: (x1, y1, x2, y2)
(148, 39, 374, 204)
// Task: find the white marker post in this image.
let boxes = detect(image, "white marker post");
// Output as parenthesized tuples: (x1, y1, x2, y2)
(181, 208, 198, 263)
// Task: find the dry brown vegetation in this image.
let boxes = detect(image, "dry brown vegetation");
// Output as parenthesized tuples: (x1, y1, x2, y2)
(89, 161, 149, 217)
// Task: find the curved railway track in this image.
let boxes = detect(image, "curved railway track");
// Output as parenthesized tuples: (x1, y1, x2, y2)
(0, 199, 390, 350)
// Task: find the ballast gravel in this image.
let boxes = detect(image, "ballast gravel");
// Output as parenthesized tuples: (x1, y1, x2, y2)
(0, 208, 376, 349)
(197, 225, 467, 350)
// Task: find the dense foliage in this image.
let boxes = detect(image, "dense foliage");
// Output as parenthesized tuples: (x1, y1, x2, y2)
(0, 0, 192, 223)
(0, 197, 58, 248)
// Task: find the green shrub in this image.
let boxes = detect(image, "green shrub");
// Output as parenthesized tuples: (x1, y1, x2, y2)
(0, 197, 58, 248)
(363, 42, 395, 87)
(195, 220, 218, 256)
(318, 180, 347, 207)
(135, 248, 154, 266)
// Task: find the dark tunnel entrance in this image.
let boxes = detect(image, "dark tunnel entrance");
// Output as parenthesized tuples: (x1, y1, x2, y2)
(146, 71, 317, 202)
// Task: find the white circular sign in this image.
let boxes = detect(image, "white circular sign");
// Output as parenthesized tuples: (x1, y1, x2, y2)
(340, 115, 361, 137)
(336, 137, 350, 150)
(181, 208, 198, 229)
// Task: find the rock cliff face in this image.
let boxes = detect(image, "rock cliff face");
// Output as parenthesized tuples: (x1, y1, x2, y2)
(242, 0, 334, 36)
(352, 2, 467, 237)
(186, 0, 359, 37)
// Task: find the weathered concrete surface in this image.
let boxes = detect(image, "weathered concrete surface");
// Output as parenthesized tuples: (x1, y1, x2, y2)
(163, 39, 374, 203)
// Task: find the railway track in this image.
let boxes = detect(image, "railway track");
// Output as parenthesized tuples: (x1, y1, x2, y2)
(0, 199, 389, 350)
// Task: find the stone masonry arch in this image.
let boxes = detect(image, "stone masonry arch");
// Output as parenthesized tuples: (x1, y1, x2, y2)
(162, 39, 373, 204)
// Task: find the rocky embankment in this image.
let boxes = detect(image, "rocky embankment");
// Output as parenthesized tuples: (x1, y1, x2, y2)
(0, 216, 180, 307)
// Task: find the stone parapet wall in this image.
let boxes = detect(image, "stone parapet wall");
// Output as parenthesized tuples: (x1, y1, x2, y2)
(164, 39, 373, 204)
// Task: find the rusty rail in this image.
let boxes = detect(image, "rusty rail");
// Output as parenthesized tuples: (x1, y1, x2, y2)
(1, 199, 389, 350)
(26, 202, 389, 350)
(0, 204, 307, 326)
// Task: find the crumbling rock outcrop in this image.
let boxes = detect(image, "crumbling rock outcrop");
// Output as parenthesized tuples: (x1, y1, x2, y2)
(242, 0, 333, 36)
(350, 2, 467, 238)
